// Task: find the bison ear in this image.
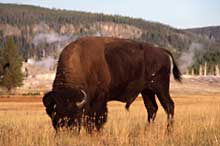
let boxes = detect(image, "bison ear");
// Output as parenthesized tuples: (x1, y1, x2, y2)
(3, 63, 10, 70)
(42, 91, 57, 108)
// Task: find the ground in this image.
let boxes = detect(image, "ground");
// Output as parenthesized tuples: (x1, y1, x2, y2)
(0, 76, 220, 146)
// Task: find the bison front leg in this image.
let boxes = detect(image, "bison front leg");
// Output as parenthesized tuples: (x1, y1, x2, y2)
(141, 89, 158, 123)
(84, 104, 108, 133)
(94, 105, 108, 131)
(84, 113, 96, 133)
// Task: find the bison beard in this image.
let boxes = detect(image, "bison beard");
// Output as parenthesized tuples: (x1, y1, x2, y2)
(42, 36, 181, 133)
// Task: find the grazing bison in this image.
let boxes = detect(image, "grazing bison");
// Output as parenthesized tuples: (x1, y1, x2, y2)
(43, 36, 181, 132)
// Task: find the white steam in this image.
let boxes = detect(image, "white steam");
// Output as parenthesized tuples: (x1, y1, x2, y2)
(179, 42, 204, 72)
(32, 32, 73, 46)
(27, 56, 56, 70)
(31, 30, 78, 70)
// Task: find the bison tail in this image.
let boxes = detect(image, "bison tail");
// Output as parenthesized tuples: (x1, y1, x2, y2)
(172, 60, 182, 82)
(165, 50, 182, 82)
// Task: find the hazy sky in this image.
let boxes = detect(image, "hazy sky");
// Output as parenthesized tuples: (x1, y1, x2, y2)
(0, 0, 220, 28)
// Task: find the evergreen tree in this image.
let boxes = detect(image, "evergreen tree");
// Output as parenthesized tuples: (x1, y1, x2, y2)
(0, 37, 23, 92)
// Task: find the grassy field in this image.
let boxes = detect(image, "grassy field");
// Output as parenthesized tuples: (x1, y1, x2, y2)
(0, 77, 220, 146)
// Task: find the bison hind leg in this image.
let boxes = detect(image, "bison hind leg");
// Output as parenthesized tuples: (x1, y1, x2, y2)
(141, 89, 158, 123)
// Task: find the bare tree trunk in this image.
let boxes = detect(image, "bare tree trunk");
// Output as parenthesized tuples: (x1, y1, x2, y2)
(191, 68, 194, 76)
(199, 65, 202, 76)
(186, 69, 189, 75)
(216, 64, 220, 76)
(204, 62, 207, 76)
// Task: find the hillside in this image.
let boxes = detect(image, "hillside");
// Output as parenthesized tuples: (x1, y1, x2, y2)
(0, 3, 219, 75)
(186, 26, 220, 42)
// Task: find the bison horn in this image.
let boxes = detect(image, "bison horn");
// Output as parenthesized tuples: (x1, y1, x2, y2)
(76, 89, 88, 108)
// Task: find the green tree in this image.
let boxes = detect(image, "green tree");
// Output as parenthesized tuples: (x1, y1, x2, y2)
(0, 37, 23, 92)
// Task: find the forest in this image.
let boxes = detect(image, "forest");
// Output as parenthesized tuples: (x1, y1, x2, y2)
(0, 3, 220, 74)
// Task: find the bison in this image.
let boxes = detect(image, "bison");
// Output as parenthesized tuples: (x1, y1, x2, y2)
(43, 36, 181, 133)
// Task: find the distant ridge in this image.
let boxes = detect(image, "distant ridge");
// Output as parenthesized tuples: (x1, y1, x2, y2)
(186, 26, 220, 41)
(0, 3, 220, 74)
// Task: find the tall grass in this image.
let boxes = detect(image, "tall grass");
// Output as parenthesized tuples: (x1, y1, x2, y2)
(0, 94, 220, 146)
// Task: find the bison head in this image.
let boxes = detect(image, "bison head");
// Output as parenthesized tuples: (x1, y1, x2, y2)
(75, 89, 88, 108)
(43, 88, 88, 130)
(0, 63, 10, 80)
(53, 88, 88, 111)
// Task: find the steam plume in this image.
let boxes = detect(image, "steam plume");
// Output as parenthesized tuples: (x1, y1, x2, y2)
(179, 42, 204, 72)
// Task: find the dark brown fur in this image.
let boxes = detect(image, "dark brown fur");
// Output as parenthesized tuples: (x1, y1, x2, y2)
(43, 36, 181, 132)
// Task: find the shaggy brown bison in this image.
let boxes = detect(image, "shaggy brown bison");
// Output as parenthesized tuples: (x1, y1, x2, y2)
(43, 36, 181, 133)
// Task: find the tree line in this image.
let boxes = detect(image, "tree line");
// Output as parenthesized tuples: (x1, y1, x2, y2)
(0, 37, 23, 92)
(0, 3, 220, 75)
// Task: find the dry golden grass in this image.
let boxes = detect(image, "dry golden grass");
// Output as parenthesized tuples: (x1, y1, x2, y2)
(0, 92, 220, 146)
